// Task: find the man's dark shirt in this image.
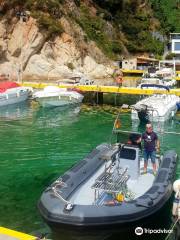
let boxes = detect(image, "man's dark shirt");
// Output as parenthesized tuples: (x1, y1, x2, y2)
(142, 131, 158, 152)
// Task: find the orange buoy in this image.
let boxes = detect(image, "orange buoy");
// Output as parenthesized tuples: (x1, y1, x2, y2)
(115, 119, 121, 129)
(115, 75, 123, 84)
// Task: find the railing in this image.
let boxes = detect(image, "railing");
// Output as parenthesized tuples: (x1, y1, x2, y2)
(49, 179, 74, 210)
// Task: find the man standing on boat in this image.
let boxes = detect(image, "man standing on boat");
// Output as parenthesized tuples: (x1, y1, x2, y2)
(142, 123, 160, 175)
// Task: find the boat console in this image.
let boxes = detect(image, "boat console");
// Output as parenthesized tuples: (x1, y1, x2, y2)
(118, 145, 140, 180)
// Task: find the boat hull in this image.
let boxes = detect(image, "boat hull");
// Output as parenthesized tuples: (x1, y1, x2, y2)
(39, 187, 172, 228)
(40, 195, 173, 232)
(50, 200, 172, 240)
(0, 88, 30, 107)
(36, 96, 83, 108)
(131, 104, 177, 122)
(38, 144, 178, 229)
(131, 95, 179, 122)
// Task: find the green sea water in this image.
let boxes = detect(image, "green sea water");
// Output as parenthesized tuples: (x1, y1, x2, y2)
(0, 100, 179, 240)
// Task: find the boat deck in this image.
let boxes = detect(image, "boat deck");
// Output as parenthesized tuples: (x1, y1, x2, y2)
(69, 159, 157, 205)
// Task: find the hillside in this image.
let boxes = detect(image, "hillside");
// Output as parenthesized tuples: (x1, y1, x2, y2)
(150, 0, 180, 33)
(0, 0, 178, 80)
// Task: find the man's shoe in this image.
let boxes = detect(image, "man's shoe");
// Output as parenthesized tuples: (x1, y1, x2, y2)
(153, 171, 157, 176)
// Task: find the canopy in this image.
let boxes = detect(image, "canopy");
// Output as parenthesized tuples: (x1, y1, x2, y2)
(140, 84, 170, 91)
(0, 81, 20, 93)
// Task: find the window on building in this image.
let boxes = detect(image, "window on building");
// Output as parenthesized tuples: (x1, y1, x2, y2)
(174, 42, 180, 51)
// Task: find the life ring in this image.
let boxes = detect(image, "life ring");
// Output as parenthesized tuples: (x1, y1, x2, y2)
(115, 75, 123, 84)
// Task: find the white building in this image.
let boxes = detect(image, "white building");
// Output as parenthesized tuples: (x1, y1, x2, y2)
(161, 33, 180, 71)
(121, 57, 159, 70)
(122, 58, 137, 70)
(170, 33, 180, 57)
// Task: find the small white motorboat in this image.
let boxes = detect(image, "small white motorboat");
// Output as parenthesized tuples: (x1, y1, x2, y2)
(0, 81, 32, 107)
(137, 73, 176, 89)
(156, 67, 176, 81)
(33, 86, 84, 108)
(131, 94, 179, 122)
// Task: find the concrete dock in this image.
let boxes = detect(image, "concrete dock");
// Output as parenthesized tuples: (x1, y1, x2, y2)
(0, 227, 36, 240)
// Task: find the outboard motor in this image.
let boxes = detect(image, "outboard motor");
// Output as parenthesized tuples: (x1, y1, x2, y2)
(176, 102, 180, 111)
(137, 109, 150, 123)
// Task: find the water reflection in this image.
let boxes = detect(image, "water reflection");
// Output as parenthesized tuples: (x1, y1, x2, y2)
(0, 101, 32, 121)
(34, 105, 81, 128)
(131, 119, 167, 133)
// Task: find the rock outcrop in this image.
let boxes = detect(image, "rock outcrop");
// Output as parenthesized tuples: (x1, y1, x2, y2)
(0, 14, 114, 82)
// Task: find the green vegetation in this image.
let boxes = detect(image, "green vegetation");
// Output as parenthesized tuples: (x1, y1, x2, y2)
(32, 12, 63, 37)
(75, 4, 123, 59)
(150, 0, 180, 33)
(1, 0, 64, 37)
(66, 62, 75, 70)
(1, 0, 179, 58)
(93, 0, 165, 56)
(165, 53, 177, 60)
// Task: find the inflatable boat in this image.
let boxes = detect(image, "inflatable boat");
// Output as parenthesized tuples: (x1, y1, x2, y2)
(38, 143, 178, 228)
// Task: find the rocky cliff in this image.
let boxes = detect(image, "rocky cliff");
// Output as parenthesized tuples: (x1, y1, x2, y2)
(0, 1, 117, 81)
(0, 0, 177, 82)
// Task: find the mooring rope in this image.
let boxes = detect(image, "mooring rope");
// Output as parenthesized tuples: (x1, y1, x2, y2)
(165, 218, 179, 240)
(165, 188, 180, 240)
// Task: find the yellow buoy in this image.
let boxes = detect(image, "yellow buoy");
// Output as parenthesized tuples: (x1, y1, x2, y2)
(116, 193, 125, 202)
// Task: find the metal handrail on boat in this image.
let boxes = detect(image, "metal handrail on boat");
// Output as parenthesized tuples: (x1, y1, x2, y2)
(91, 166, 129, 194)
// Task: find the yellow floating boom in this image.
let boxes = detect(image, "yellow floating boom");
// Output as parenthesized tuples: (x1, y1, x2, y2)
(22, 82, 180, 96)
(121, 69, 180, 80)
(121, 69, 144, 74)
(0, 227, 36, 240)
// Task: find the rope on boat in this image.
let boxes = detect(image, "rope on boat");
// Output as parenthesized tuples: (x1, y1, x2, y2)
(164, 218, 179, 240)
(168, 182, 180, 240)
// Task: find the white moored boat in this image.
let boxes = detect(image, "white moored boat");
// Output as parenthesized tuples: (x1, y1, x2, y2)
(0, 81, 32, 107)
(137, 72, 176, 89)
(33, 86, 84, 108)
(131, 94, 179, 122)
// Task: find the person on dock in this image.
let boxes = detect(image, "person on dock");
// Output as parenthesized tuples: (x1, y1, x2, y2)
(142, 123, 160, 175)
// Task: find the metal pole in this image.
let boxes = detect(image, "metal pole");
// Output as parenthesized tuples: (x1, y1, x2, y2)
(173, 58, 176, 76)
(19, 14, 23, 83)
(16, 11, 28, 83)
